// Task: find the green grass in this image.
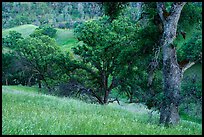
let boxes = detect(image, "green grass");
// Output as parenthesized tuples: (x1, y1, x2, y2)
(2, 86, 202, 135)
(55, 28, 78, 52)
(55, 29, 76, 45)
(2, 24, 78, 52)
(6, 85, 48, 94)
(179, 111, 202, 124)
(2, 24, 38, 38)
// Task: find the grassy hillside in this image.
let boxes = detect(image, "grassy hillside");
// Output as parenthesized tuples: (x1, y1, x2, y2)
(2, 24, 77, 51)
(2, 86, 202, 135)
(55, 28, 78, 52)
(2, 24, 38, 38)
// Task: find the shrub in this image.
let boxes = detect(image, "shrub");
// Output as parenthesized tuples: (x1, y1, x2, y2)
(31, 25, 57, 38)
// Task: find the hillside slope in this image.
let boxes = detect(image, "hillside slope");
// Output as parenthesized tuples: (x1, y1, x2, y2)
(2, 86, 202, 135)
(2, 24, 38, 38)
(2, 24, 77, 51)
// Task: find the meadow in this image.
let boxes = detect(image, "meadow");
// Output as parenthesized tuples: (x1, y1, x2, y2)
(2, 86, 202, 135)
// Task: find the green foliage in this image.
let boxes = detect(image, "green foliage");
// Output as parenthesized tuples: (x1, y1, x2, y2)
(2, 25, 78, 88)
(102, 2, 129, 22)
(178, 2, 202, 34)
(143, 2, 157, 19)
(2, 51, 15, 85)
(175, 2, 202, 62)
(2, 31, 24, 85)
(177, 31, 202, 62)
(2, 31, 23, 48)
(30, 25, 57, 38)
(15, 35, 62, 88)
(74, 16, 139, 103)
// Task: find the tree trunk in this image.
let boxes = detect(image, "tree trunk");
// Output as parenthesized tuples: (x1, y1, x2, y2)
(129, 93, 133, 103)
(38, 79, 42, 89)
(159, 49, 183, 125)
(157, 2, 186, 126)
(104, 90, 110, 104)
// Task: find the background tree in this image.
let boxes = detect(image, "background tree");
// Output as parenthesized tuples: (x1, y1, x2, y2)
(73, 16, 139, 104)
(2, 31, 24, 85)
(101, 2, 128, 22)
(2, 51, 14, 85)
(2, 31, 23, 48)
(30, 25, 57, 38)
(15, 35, 61, 90)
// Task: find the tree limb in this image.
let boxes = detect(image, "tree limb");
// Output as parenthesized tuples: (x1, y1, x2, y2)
(156, 2, 166, 23)
(182, 61, 195, 73)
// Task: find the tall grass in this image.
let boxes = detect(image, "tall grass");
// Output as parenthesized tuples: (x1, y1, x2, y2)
(2, 86, 202, 135)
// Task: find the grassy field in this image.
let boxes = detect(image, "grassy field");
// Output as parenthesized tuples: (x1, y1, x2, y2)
(2, 85, 202, 135)
(2, 24, 38, 38)
(2, 24, 77, 51)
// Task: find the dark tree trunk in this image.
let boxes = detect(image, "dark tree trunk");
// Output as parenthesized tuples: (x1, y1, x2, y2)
(38, 79, 42, 88)
(102, 70, 110, 104)
(129, 91, 133, 103)
(157, 2, 186, 126)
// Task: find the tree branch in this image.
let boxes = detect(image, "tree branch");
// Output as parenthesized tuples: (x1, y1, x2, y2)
(156, 2, 166, 23)
(182, 61, 195, 73)
(108, 76, 118, 91)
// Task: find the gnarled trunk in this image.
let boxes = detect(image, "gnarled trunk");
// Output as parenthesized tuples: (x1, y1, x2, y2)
(159, 46, 182, 125)
(157, 2, 186, 126)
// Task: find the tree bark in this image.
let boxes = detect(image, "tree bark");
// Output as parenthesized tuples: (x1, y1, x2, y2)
(157, 2, 186, 126)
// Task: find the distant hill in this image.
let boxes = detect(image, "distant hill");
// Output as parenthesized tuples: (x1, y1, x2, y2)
(2, 2, 140, 29)
(2, 2, 103, 29)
